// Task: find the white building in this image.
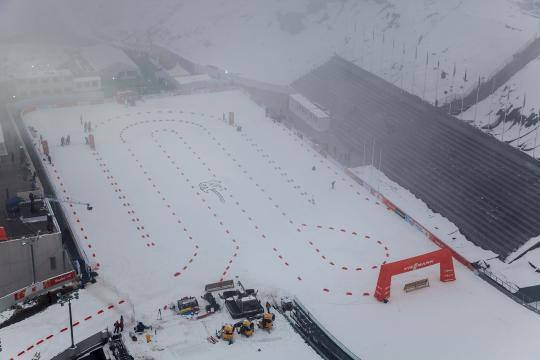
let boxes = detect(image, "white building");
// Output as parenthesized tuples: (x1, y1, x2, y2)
(289, 93, 331, 132)
(79, 44, 139, 81)
(174, 73, 213, 91)
(73, 76, 101, 93)
(13, 69, 74, 99)
(11, 70, 101, 99)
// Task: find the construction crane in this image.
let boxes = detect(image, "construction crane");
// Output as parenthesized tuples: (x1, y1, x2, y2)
(42, 195, 93, 211)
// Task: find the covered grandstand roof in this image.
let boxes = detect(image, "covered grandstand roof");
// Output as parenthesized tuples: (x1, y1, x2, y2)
(292, 56, 540, 260)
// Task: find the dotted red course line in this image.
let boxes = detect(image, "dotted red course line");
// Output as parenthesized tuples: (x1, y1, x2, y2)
(249, 121, 384, 206)
(123, 143, 200, 278)
(32, 128, 102, 269)
(152, 124, 368, 296)
(11, 299, 126, 359)
(148, 128, 240, 282)
(205, 116, 386, 296)
(300, 223, 390, 270)
(91, 151, 154, 248)
(111, 112, 384, 297)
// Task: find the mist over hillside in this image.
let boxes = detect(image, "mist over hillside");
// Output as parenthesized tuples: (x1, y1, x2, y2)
(0, 0, 538, 91)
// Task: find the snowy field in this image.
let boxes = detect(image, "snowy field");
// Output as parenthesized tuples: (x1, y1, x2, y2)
(3, 90, 540, 359)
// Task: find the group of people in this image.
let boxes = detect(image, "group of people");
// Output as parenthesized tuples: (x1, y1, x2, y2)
(60, 135, 71, 146)
(113, 315, 124, 334)
(82, 118, 93, 133)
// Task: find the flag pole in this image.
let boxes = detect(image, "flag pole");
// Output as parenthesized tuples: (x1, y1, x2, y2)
(423, 51, 428, 100)
(533, 112, 539, 159)
(473, 76, 481, 125)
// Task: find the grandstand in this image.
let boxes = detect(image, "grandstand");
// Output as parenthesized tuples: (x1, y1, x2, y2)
(292, 56, 540, 261)
(0, 121, 6, 156)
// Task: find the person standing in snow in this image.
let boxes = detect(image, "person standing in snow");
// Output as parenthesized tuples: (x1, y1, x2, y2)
(113, 320, 120, 334)
(19, 146, 25, 164)
(331, 180, 336, 189)
(119, 315, 124, 332)
(66, 135, 70, 145)
(60, 136, 65, 146)
(265, 301, 271, 313)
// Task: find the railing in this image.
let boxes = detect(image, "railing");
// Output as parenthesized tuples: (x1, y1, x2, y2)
(441, 34, 540, 108)
(12, 107, 93, 283)
(51, 329, 111, 360)
(280, 297, 362, 360)
(476, 267, 540, 315)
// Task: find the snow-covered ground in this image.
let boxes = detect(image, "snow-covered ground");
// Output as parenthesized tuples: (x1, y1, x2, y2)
(1, 0, 539, 105)
(460, 56, 540, 159)
(349, 166, 497, 263)
(2, 90, 540, 359)
(349, 165, 540, 302)
(123, 304, 319, 360)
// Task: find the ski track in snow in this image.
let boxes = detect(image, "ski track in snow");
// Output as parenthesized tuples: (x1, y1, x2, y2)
(116, 116, 389, 297)
(9, 90, 540, 360)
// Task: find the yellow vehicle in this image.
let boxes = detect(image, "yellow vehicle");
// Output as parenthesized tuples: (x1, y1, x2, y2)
(217, 323, 235, 344)
(258, 312, 275, 331)
(238, 319, 254, 337)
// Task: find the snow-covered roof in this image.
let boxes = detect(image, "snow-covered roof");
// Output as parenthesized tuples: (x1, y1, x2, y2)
(167, 63, 190, 77)
(290, 93, 328, 119)
(240, 295, 257, 302)
(80, 44, 137, 73)
(74, 75, 101, 82)
(17, 69, 72, 80)
(175, 73, 211, 85)
(0, 43, 70, 82)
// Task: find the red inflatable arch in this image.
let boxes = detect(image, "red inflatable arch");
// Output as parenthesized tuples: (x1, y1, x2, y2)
(374, 248, 456, 302)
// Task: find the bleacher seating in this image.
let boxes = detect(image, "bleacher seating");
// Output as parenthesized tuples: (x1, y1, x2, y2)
(292, 56, 540, 260)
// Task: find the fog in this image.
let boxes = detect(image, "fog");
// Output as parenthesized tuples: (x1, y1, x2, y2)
(2, 2, 540, 360)
(2, 0, 537, 87)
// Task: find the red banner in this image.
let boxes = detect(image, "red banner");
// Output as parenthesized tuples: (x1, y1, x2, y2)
(14, 289, 26, 300)
(43, 271, 77, 289)
(0, 226, 7, 241)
